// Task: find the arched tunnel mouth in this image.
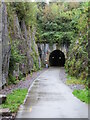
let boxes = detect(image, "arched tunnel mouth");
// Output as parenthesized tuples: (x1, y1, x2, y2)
(49, 50, 65, 67)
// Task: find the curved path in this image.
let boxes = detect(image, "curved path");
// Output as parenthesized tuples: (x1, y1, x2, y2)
(16, 67, 88, 118)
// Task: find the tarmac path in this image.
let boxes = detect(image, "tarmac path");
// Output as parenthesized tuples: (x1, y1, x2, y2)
(16, 67, 88, 118)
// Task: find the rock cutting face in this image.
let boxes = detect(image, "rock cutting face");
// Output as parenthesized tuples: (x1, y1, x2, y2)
(49, 50, 65, 66)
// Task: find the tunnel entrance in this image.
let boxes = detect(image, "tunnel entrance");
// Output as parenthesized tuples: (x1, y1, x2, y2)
(49, 50, 65, 66)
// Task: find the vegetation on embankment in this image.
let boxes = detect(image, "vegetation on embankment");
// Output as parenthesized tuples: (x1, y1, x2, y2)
(65, 3, 89, 81)
(0, 89, 28, 113)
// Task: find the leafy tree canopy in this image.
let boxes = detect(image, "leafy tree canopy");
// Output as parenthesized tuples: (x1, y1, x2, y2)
(36, 2, 88, 46)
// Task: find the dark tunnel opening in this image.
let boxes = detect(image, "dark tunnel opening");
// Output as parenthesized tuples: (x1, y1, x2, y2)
(49, 50, 65, 67)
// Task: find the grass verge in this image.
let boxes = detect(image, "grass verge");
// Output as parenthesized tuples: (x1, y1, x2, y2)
(73, 88, 90, 104)
(0, 89, 28, 113)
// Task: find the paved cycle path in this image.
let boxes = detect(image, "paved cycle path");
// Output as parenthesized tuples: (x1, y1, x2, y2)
(16, 67, 88, 118)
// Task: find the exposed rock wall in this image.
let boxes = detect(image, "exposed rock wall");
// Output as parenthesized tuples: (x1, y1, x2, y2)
(26, 27, 34, 72)
(1, 3, 41, 85)
(31, 27, 41, 68)
(13, 14, 22, 39)
(0, 2, 2, 87)
(2, 3, 11, 86)
(12, 15, 41, 74)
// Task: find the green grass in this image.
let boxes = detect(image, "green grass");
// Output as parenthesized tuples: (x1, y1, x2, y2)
(0, 89, 28, 113)
(66, 75, 86, 85)
(73, 88, 90, 104)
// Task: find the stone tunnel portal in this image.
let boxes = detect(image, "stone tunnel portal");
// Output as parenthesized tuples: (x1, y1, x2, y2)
(49, 50, 65, 66)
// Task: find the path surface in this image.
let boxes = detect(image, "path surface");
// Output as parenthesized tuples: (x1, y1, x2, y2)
(16, 67, 88, 118)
